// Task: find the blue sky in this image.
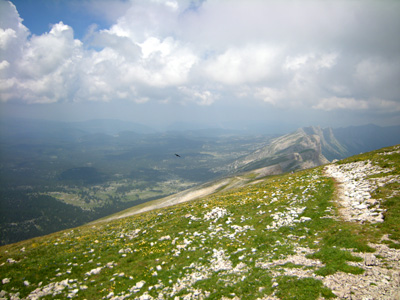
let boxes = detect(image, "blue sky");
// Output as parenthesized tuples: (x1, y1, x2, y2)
(1, 0, 400, 131)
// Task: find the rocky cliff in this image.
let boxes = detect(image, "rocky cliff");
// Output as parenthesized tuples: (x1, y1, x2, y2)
(303, 126, 348, 161)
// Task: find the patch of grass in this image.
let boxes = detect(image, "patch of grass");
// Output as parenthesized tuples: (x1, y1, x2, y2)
(275, 276, 336, 300)
(322, 226, 375, 252)
(307, 247, 364, 276)
(376, 183, 400, 242)
(194, 269, 273, 300)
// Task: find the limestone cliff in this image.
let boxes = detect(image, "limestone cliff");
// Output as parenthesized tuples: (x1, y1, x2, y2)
(303, 126, 348, 161)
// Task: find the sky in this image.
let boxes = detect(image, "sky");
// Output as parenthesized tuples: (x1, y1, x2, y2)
(1, 0, 400, 132)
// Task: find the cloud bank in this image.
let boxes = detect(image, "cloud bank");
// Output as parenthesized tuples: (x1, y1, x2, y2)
(1, 0, 400, 119)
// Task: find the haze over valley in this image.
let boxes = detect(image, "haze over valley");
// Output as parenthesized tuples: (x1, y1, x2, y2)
(1, 118, 400, 245)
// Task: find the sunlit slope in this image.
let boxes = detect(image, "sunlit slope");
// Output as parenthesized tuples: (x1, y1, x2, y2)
(0, 145, 399, 299)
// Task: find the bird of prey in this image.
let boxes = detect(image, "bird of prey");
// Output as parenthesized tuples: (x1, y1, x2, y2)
(174, 154, 181, 157)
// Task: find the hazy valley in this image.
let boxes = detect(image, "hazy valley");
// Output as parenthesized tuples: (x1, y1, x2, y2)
(1, 119, 400, 245)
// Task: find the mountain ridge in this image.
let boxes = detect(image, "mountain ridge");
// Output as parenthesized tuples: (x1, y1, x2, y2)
(219, 124, 400, 177)
(217, 126, 330, 176)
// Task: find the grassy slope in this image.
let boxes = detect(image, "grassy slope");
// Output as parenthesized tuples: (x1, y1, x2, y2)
(0, 145, 399, 299)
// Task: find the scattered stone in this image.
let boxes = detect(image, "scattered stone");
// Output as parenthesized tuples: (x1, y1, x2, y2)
(118, 248, 132, 254)
(204, 207, 228, 223)
(85, 267, 102, 276)
(364, 254, 378, 266)
(266, 207, 307, 230)
(159, 235, 171, 241)
(210, 249, 232, 272)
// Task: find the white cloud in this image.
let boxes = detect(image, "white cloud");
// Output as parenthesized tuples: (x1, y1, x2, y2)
(254, 87, 285, 106)
(178, 86, 217, 106)
(0, 0, 399, 127)
(0, 28, 17, 49)
(0, 18, 83, 103)
(0, 60, 9, 70)
(17, 22, 81, 78)
(284, 55, 310, 71)
(313, 97, 369, 111)
(284, 52, 338, 71)
(203, 44, 280, 85)
(0, 1, 29, 65)
(134, 37, 198, 87)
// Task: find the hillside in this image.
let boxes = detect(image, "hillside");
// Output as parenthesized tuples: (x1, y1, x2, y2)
(1, 145, 399, 299)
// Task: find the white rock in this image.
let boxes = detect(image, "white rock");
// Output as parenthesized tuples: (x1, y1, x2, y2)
(85, 267, 102, 276)
(159, 235, 171, 241)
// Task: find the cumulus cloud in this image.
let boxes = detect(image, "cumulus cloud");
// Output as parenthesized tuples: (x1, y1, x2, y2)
(1, 0, 400, 125)
(178, 86, 217, 106)
(202, 44, 280, 85)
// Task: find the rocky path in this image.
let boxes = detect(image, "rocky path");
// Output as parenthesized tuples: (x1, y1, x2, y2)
(324, 157, 400, 299)
(324, 160, 394, 224)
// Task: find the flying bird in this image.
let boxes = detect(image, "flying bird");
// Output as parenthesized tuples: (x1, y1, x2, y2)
(174, 154, 181, 157)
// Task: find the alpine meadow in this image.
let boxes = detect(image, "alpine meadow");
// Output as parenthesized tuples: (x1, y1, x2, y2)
(1, 0, 400, 299)
(1, 141, 399, 299)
